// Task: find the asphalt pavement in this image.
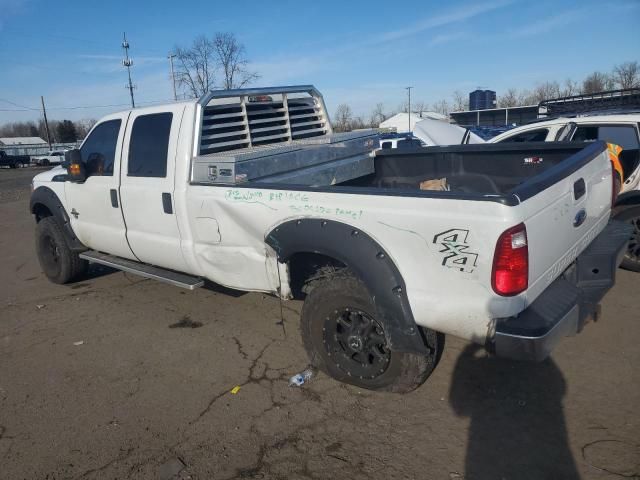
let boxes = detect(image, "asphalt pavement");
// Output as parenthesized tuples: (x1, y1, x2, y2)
(1, 167, 638, 479)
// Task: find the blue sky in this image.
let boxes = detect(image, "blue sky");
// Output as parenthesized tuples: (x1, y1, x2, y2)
(0, 0, 638, 123)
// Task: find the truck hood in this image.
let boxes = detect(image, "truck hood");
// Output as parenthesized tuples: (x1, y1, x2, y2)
(412, 118, 485, 146)
(32, 165, 67, 184)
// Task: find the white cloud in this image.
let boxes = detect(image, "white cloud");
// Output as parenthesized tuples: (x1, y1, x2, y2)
(428, 32, 468, 47)
(509, 9, 587, 37)
(377, 0, 513, 43)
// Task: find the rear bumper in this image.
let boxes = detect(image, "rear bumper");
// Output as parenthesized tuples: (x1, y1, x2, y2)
(491, 220, 632, 361)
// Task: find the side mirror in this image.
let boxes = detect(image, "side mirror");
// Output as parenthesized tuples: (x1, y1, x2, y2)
(65, 149, 86, 182)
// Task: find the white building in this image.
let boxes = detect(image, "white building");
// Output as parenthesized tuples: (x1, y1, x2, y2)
(0, 137, 48, 156)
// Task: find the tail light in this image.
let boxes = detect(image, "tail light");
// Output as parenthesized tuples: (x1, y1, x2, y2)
(611, 161, 621, 206)
(492, 223, 528, 296)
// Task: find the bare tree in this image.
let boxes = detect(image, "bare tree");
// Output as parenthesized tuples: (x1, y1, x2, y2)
(76, 119, 97, 139)
(582, 71, 614, 94)
(397, 101, 409, 113)
(529, 81, 562, 103)
(174, 33, 259, 97)
(213, 32, 260, 90)
(561, 78, 580, 97)
(333, 104, 353, 132)
(498, 88, 519, 108)
(517, 89, 536, 106)
(0, 121, 39, 137)
(431, 99, 450, 116)
(369, 103, 387, 127)
(613, 61, 640, 89)
(412, 100, 427, 117)
(174, 36, 216, 98)
(351, 116, 366, 130)
(452, 90, 468, 111)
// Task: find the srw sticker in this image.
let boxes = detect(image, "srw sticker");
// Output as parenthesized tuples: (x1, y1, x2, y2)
(433, 229, 478, 273)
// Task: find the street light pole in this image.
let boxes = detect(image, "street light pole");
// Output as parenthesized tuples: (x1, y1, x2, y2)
(168, 53, 178, 101)
(405, 86, 413, 133)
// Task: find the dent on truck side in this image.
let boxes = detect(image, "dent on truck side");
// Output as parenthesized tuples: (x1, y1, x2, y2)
(265, 218, 429, 354)
(30, 186, 86, 251)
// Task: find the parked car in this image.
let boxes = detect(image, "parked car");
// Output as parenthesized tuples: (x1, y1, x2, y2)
(490, 114, 640, 271)
(31, 150, 67, 166)
(0, 150, 30, 168)
(30, 86, 630, 392)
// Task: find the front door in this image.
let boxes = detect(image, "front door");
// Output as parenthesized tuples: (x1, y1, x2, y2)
(119, 104, 189, 272)
(64, 112, 136, 260)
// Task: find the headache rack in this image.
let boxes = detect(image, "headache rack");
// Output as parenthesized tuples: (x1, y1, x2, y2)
(192, 86, 378, 186)
(197, 85, 332, 155)
(538, 88, 640, 118)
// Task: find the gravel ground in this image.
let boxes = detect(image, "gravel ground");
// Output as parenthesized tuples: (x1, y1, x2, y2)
(0, 167, 638, 479)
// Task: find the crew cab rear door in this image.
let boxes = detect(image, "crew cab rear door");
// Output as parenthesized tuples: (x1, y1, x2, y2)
(119, 104, 189, 272)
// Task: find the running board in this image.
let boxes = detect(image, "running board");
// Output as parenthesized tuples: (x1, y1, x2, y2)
(79, 250, 204, 290)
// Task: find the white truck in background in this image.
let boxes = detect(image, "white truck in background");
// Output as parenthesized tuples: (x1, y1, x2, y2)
(31, 150, 68, 166)
(30, 86, 630, 392)
(490, 113, 640, 271)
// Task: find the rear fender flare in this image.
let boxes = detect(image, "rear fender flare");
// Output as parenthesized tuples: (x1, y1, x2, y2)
(265, 218, 428, 354)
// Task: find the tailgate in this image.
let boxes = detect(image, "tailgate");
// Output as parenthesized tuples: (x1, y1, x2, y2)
(514, 141, 613, 303)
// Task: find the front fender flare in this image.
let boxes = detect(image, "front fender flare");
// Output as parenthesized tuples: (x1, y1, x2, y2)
(265, 218, 428, 354)
(30, 186, 86, 251)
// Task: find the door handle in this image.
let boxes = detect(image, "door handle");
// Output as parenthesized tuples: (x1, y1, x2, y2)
(162, 192, 173, 214)
(110, 189, 118, 208)
(573, 178, 585, 200)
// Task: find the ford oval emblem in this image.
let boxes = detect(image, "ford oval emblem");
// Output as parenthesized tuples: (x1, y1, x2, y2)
(573, 208, 587, 227)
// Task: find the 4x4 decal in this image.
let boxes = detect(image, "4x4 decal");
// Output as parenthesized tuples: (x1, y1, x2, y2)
(433, 229, 478, 273)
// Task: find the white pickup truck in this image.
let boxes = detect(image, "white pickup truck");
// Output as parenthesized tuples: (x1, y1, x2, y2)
(30, 86, 630, 392)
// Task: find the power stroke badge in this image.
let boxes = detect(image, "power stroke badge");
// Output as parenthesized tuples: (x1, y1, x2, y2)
(433, 229, 478, 273)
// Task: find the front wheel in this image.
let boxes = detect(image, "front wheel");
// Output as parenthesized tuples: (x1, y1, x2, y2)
(300, 271, 442, 393)
(36, 217, 88, 284)
(614, 205, 640, 272)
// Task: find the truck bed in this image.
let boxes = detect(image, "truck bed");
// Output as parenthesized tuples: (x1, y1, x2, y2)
(192, 141, 604, 208)
(354, 142, 589, 196)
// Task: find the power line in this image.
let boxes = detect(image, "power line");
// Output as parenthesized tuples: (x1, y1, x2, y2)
(0, 98, 39, 111)
(0, 99, 175, 113)
(0, 28, 167, 57)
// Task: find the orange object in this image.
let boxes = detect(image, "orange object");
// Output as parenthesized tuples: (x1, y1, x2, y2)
(607, 143, 624, 185)
(69, 163, 82, 176)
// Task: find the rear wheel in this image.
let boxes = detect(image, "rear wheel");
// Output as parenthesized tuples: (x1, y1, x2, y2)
(300, 270, 442, 393)
(15, 161, 24, 168)
(42, 159, 50, 166)
(614, 205, 640, 272)
(36, 217, 87, 284)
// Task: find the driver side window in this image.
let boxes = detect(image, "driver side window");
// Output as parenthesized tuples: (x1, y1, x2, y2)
(80, 119, 121, 177)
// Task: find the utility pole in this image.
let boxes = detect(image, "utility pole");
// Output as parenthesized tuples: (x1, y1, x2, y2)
(405, 86, 413, 133)
(40, 96, 52, 149)
(122, 32, 136, 108)
(168, 53, 178, 101)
